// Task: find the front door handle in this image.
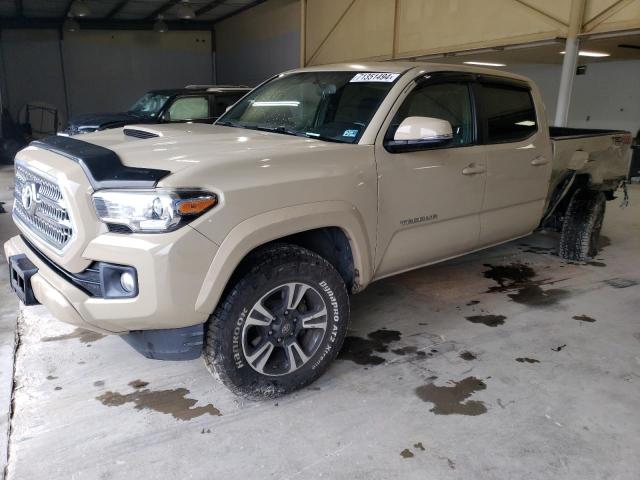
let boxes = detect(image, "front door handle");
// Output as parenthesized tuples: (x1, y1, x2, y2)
(462, 164, 486, 175)
(531, 156, 549, 166)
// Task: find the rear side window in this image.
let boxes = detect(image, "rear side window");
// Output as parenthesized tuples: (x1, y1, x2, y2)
(479, 84, 537, 143)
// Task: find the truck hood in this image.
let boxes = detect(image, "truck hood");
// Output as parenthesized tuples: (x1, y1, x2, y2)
(79, 123, 350, 176)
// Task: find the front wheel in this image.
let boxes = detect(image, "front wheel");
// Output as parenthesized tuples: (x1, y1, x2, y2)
(558, 189, 606, 261)
(204, 244, 349, 399)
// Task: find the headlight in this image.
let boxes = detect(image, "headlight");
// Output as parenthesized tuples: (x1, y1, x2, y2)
(92, 189, 217, 233)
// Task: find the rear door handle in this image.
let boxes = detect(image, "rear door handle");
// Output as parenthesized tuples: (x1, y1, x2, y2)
(531, 156, 549, 166)
(462, 164, 486, 175)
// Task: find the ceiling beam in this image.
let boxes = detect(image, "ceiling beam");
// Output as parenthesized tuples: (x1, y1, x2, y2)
(512, 0, 568, 28)
(196, 0, 226, 17)
(105, 0, 130, 19)
(145, 0, 182, 20)
(583, 0, 634, 32)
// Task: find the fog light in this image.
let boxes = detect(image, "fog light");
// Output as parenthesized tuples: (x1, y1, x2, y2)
(120, 272, 136, 293)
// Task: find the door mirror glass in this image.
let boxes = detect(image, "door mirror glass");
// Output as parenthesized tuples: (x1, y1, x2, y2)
(386, 116, 453, 152)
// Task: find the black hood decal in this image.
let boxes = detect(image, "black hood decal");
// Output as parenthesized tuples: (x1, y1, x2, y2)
(31, 136, 170, 190)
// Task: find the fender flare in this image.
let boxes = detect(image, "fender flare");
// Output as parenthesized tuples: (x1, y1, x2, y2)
(194, 201, 374, 315)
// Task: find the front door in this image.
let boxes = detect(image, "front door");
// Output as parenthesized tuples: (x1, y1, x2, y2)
(374, 76, 487, 279)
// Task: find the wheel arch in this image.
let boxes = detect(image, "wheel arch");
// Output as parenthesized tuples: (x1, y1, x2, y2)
(194, 201, 374, 316)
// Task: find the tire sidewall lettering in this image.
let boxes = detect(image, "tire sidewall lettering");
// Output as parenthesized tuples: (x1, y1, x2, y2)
(311, 280, 342, 370)
(232, 308, 248, 369)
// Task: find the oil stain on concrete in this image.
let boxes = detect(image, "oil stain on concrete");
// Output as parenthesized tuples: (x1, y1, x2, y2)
(573, 314, 596, 323)
(465, 314, 506, 327)
(415, 376, 487, 416)
(519, 243, 556, 255)
(96, 382, 221, 421)
(338, 329, 402, 365)
(604, 278, 639, 289)
(400, 448, 414, 458)
(459, 351, 477, 361)
(483, 263, 570, 307)
(41, 328, 105, 344)
(516, 357, 540, 363)
(391, 345, 417, 355)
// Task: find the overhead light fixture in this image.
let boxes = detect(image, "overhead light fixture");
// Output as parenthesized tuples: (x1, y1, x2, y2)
(560, 50, 610, 57)
(70, 0, 91, 18)
(153, 16, 168, 33)
(463, 61, 507, 67)
(176, 1, 196, 19)
(63, 15, 80, 32)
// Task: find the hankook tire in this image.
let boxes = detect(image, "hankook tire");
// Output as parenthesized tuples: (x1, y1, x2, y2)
(204, 244, 349, 399)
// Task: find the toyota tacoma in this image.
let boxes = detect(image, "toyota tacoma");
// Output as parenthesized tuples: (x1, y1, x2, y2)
(5, 63, 631, 398)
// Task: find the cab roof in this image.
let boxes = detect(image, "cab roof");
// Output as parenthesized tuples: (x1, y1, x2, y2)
(283, 61, 532, 85)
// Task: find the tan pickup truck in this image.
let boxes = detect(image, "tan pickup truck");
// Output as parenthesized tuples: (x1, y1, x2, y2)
(4, 62, 631, 398)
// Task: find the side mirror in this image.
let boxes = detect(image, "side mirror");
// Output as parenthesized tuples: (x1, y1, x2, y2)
(385, 116, 453, 153)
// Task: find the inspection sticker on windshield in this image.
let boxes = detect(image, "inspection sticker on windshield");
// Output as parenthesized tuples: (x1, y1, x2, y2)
(342, 129, 358, 138)
(350, 72, 400, 83)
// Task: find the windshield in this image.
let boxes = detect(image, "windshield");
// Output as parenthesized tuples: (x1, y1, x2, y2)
(128, 93, 170, 118)
(217, 71, 400, 144)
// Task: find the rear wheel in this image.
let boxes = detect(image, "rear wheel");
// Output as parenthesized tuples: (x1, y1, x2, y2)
(558, 189, 606, 261)
(204, 244, 349, 399)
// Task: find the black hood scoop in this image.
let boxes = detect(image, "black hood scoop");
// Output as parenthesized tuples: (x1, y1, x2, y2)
(31, 136, 170, 190)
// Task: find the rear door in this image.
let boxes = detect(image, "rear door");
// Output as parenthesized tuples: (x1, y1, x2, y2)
(475, 78, 552, 247)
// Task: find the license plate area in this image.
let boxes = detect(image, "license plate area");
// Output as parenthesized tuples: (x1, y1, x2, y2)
(9, 254, 40, 306)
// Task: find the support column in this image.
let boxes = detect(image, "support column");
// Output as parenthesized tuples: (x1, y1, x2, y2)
(299, 0, 306, 67)
(554, 0, 586, 127)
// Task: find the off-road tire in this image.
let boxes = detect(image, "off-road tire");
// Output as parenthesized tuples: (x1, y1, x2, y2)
(204, 244, 349, 399)
(558, 189, 606, 261)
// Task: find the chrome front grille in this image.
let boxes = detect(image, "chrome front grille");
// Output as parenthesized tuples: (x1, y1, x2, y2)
(13, 163, 74, 251)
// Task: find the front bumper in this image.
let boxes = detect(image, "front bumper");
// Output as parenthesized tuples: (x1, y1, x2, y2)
(4, 227, 217, 334)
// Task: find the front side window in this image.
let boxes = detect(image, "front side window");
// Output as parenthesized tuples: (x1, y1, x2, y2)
(217, 71, 399, 144)
(166, 96, 210, 121)
(388, 82, 474, 147)
(479, 84, 537, 143)
(128, 93, 170, 118)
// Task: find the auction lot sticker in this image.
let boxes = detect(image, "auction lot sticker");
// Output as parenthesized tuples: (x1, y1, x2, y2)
(350, 72, 400, 82)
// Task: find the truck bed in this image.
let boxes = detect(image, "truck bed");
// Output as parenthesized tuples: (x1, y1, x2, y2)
(549, 127, 631, 195)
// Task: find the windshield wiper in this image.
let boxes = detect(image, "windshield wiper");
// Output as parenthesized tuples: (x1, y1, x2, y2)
(216, 120, 242, 127)
(217, 122, 348, 144)
(245, 125, 308, 138)
(302, 133, 345, 143)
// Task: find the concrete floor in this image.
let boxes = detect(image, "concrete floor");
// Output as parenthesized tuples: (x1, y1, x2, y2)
(0, 164, 639, 479)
